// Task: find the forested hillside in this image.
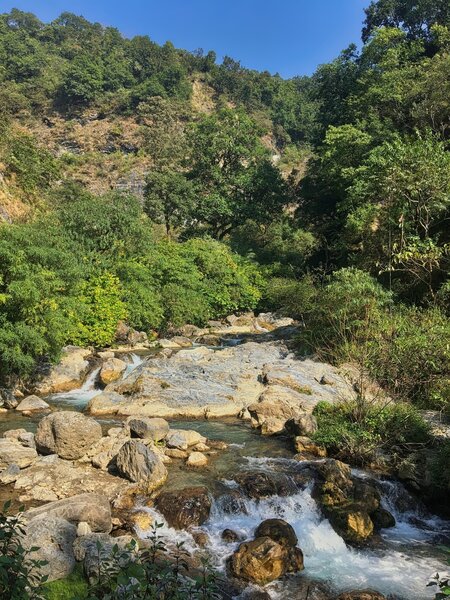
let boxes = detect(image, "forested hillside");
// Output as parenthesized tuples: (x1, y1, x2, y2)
(0, 1, 448, 421)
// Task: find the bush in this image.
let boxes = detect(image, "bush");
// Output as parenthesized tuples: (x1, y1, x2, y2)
(67, 273, 127, 348)
(262, 275, 317, 319)
(313, 400, 430, 465)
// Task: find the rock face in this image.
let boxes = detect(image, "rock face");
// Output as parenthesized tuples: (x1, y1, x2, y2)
(34, 346, 91, 395)
(35, 412, 102, 460)
(155, 487, 211, 530)
(228, 535, 304, 585)
(15, 395, 50, 412)
(127, 416, 169, 442)
(87, 341, 353, 419)
(24, 493, 112, 532)
(116, 440, 167, 490)
(99, 357, 127, 385)
(24, 516, 77, 582)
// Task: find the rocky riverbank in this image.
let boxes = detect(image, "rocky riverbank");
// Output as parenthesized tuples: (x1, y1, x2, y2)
(1, 313, 449, 599)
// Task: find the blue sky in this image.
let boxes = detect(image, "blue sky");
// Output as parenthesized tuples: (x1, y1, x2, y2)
(2, 0, 369, 77)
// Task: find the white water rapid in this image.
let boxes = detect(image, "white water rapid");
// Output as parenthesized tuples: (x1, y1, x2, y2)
(140, 456, 449, 600)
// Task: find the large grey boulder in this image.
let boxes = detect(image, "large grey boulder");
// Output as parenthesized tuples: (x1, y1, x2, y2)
(0, 438, 37, 469)
(116, 440, 167, 489)
(24, 493, 112, 532)
(35, 411, 102, 460)
(126, 416, 169, 442)
(24, 516, 77, 582)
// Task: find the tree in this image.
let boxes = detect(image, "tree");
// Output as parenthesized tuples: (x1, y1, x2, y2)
(188, 108, 287, 238)
(346, 133, 450, 300)
(363, 0, 450, 43)
(60, 53, 104, 104)
(144, 171, 196, 235)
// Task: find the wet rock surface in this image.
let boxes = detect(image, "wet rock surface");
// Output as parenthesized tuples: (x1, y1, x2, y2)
(155, 486, 212, 529)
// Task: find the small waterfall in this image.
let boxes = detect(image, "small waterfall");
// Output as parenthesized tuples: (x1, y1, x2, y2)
(48, 366, 102, 409)
(124, 353, 144, 376)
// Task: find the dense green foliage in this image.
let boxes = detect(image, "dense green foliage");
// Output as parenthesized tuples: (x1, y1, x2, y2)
(0, 2, 448, 414)
(313, 400, 430, 464)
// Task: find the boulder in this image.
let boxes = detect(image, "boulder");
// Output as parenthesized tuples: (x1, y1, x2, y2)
(166, 429, 206, 450)
(15, 395, 50, 413)
(24, 493, 112, 532)
(24, 516, 77, 582)
(314, 460, 380, 544)
(35, 412, 102, 460)
(248, 400, 296, 435)
(165, 448, 188, 459)
(227, 536, 304, 585)
(235, 471, 297, 499)
(13, 455, 131, 504)
(254, 518, 298, 548)
(0, 438, 37, 469)
(126, 416, 169, 442)
(187, 452, 208, 467)
(73, 532, 136, 583)
(116, 440, 167, 490)
(371, 507, 396, 531)
(0, 388, 19, 409)
(285, 414, 318, 437)
(195, 334, 222, 346)
(99, 358, 127, 385)
(86, 391, 127, 415)
(222, 528, 241, 543)
(154, 487, 211, 530)
(35, 346, 91, 395)
(294, 436, 327, 458)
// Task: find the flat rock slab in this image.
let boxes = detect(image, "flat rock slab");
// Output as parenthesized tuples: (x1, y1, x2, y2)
(13, 455, 132, 503)
(87, 341, 354, 419)
(24, 492, 112, 532)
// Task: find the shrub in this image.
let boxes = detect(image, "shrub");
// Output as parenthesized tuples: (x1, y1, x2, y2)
(313, 400, 430, 465)
(4, 133, 60, 194)
(262, 275, 317, 319)
(67, 273, 127, 347)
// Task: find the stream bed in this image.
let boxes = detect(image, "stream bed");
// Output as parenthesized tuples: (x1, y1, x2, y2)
(1, 352, 449, 599)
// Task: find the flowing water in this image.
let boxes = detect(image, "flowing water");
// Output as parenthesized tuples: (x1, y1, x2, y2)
(1, 352, 449, 599)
